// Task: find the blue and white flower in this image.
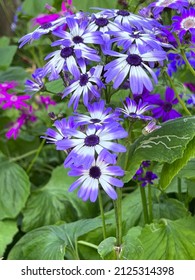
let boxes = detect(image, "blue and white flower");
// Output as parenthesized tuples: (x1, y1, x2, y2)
(68, 149, 124, 202)
(57, 123, 128, 168)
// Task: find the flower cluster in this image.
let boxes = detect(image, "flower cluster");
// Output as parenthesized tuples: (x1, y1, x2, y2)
(0, 80, 55, 140)
(133, 161, 158, 187)
(19, 6, 174, 201)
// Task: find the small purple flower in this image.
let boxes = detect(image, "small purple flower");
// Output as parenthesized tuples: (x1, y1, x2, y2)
(104, 46, 167, 93)
(68, 149, 124, 202)
(18, 17, 67, 48)
(5, 114, 26, 140)
(57, 123, 128, 168)
(1, 92, 30, 110)
(37, 96, 56, 109)
(148, 0, 189, 19)
(152, 87, 182, 122)
(186, 93, 195, 105)
(25, 68, 45, 94)
(74, 100, 120, 127)
(41, 116, 76, 145)
(118, 97, 153, 121)
(184, 82, 195, 93)
(141, 171, 158, 187)
(142, 119, 161, 135)
(62, 66, 104, 110)
(172, 8, 195, 43)
(0, 81, 18, 92)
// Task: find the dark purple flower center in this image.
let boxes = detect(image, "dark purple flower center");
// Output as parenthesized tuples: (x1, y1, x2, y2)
(117, 10, 130, 16)
(60, 47, 74, 58)
(40, 23, 52, 29)
(163, 102, 172, 112)
(79, 74, 88, 86)
(95, 17, 109, 27)
(90, 118, 101, 123)
(73, 36, 83, 44)
(131, 33, 140, 39)
(89, 166, 101, 179)
(84, 134, 99, 146)
(126, 54, 142, 66)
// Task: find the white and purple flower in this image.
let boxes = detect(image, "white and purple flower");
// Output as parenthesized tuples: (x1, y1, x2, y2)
(68, 149, 124, 202)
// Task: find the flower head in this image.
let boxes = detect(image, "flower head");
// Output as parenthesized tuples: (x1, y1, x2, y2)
(68, 149, 124, 202)
(152, 87, 182, 122)
(1, 92, 30, 110)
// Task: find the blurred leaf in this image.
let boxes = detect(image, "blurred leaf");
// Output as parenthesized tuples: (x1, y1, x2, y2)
(160, 137, 195, 190)
(73, 0, 117, 12)
(45, 79, 64, 94)
(0, 220, 18, 257)
(22, 165, 97, 231)
(0, 46, 17, 70)
(8, 218, 103, 260)
(186, 179, 195, 198)
(22, 0, 54, 16)
(0, 67, 29, 83)
(0, 154, 30, 220)
(98, 237, 117, 260)
(138, 217, 195, 260)
(177, 158, 195, 179)
(0, 37, 10, 47)
(120, 116, 195, 183)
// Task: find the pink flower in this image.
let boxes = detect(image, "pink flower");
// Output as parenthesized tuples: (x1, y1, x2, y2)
(0, 81, 18, 92)
(32, 14, 60, 26)
(5, 114, 26, 140)
(1, 92, 30, 110)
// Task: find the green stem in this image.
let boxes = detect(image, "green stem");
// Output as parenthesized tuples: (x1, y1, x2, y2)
(140, 186, 149, 224)
(26, 139, 46, 174)
(177, 177, 182, 201)
(9, 149, 38, 162)
(77, 240, 98, 250)
(180, 48, 195, 78)
(113, 189, 123, 247)
(98, 190, 107, 240)
(164, 71, 191, 116)
(147, 184, 153, 223)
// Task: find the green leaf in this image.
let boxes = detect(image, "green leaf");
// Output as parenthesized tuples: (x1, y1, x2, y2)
(22, 0, 54, 16)
(0, 154, 30, 220)
(121, 116, 195, 183)
(8, 218, 103, 260)
(73, 0, 117, 12)
(177, 158, 195, 179)
(160, 136, 195, 190)
(0, 220, 18, 257)
(22, 165, 97, 231)
(120, 226, 143, 260)
(0, 67, 30, 83)
(98, 237, 117, 260)
(0, 46, 17, 70)
(0, 36, 10, 47)
(45, 79, 64, 94)
(138, 217, 195, 260)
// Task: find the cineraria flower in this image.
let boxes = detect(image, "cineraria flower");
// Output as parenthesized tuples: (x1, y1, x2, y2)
(172, 8, 195, 43)
(51, 17, 103, 62)
(37, 96, 56, 109)
(41, 116, 76, 145)
(148, 0, 189, 19)
(118, 97, 153, 121)
(97, 8, 157, 30)
(62, 66, 104, 110)
(152, 87, 182, 122)
(74, 100, 120, 127)
(68, 149, 124, 202)
(186, 93, 195, 105)
(140, 171, 158, 187)
(184, 82, 195, 93)
(25, 69, 45, 94)
(104, 46, 167, 94)
(57, 123, 128, 168)
(142, 119, 161, 135)
(0, 81, 18, 92)
(5, 114, 26, 140)
(108, 27, 170, 53)
(19, 17, 67, 48)
(1, 92, 30, 110)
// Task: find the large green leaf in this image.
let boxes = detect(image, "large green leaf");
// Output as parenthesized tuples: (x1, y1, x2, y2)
(0, 46, 17, 70)
(0, 67, 29, 83)
(98, 237, 117, 260)
(0, 155, 30, 220)
(8, 218, 103, 260)
(22, 165, 97, 231)
(138, 217, 195, 260)
(120, 116, 195, 183)
(160, 136, 195, 190)
(0, 220, 18, 257)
